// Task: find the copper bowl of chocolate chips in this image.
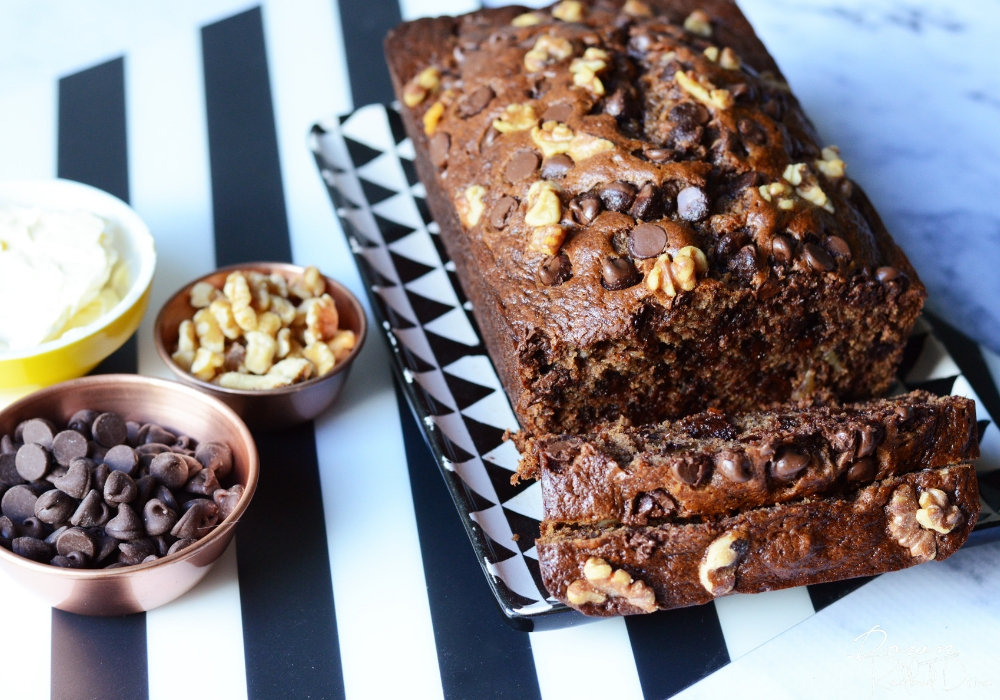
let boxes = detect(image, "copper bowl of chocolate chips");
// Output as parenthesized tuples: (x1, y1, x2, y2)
(0, 374, 258, 616)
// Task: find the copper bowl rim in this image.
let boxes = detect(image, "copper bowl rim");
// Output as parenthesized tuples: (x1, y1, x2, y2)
(153, 261, 368, 397)
(0, 374, 259, 580)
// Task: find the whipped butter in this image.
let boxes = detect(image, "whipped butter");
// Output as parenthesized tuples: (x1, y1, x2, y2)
(0, 206, 124, 352)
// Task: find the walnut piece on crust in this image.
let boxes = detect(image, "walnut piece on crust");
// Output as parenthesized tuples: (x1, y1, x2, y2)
(915, 488, 962, 535)
(566, 556, 657, 612)
(699, 530, 748, 595)
(887, 484, 939, 560)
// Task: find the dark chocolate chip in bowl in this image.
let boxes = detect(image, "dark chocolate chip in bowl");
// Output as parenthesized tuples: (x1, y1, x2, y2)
(715, 450, 752, 483)
(104, 471, 138, 505)
(19, 517, 46, 539)
(50, 458, 91, 499)
(489, 195, 517, 229)
(92, 413, 127, 448)
(155, 485, 179, 512)
(126, 421, 142, 447)
(13, 537, 52, 563)
(770, 234, 794, 265)
(171, 500, 219, 540)
(92, 463, 110, 494)
(803, 243, 834, 272)
(105, 503, 144, 541)
(52, 430, 88, 467)
(2, 485, 39, 524)
(15, 443, 49, 481)
(569, 193, 601, 225)
(601, 256, 640, 290)
(542, 102, 574, 123)
(92, 530, 119, 562)
(213, 485, 244, 521)
(185, 468, 220, 496)
(459, 85, 494, 118)
(0, 516, 16, 544)
(875, 266, 902, 282)
(630, 183, 661, 221)
(118, 539, 155, 566)
(670, 101, 710, 128)
(505, 150, 540, 183)
(104, 444, 138, 475)
(672, 459, 710, 486)
(195, 441, 233, 481)
(540, 154, 573, 179)
(52, 552, 89, 568)
(21, 419, 56, 449)
(429, 132, 450, 168)
(143, 499, 178, 537)
(628, 223, 667, 259)
(68, 410, 100, 439)
(737, 118, 767, 146)
(772, 450, 810, 479)
(34, 489, 75, 524)
(151, 453, 189, 490)
(70, 490, 110, 528)
(56, 527, 95, 558)
(677, 186, 709, 221)
(0, 453, 22, 486)
(0, 435, 14, 455)
(168, 538, 197, 555)
(538, 252, 573, 286)
(87, 441, 107, 462)
(144, 425, 176, 446)
(599, 181, 637, 212)
(847, 457, 876, 483)
(826, 235, 851, 259)
(136, 443, 172, 456)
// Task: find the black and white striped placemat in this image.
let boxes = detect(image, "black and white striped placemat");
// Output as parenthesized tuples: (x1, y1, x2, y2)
(1, 2, 999, 699)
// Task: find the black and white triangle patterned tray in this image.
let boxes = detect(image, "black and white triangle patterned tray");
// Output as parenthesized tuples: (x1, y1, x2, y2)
(309, 104, 1000, 628)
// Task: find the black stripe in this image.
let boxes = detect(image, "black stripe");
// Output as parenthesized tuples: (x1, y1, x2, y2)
(53, 57, 148, 700)
(395, 385, 543, 700)
(57, 56, 138, 375)
(336, 0, 401, 107)
(925, 312, 1000, 423)
(808, 576, 876, 612)
(201, 8, 345, 700)
(626, 606, 730, 700)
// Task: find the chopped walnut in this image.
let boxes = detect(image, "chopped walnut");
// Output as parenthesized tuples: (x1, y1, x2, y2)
(403, 67, 440, 108)
(646, 254, 676, 296)
(797, 184, 834, 213)
(233, 304, 258, 332)
(303, 342, 336, 376)
(782, 163, 808, 187)
(622, 0, 653, 18)
(525, 181, 562, 227)
(552, 0, 584, 22)
(777, 198, 796, 210)
(190, 281, 221, 308)
(524, 34, 574, 73)
(916, 488, 963, 534)
(224, 272, 253, 310)
(531, 120, 575, 158)
(566, 557, 657, 612)
(569, 47, 608, 96)
(423, 100, 445, 136)
(684, 10, 713, 37)
(567, 132, 615, 162)
(328, 329, 357, 362)
(218, 357, 313, 390)
(456, 185, 487, 227)
(244, 330, 277, 375)
(816, 146, 846, 178)
(719, 47, 741, 70)
(703, 46, 719, 62)
(172, 320, 198, 370)
(527, 224, 566, 256)
(699, 531, 748, 595)
(193, 308, 225, 354)
(303, 293, 340, 346)
(887, 484, 938, 561)
(257, 311, 282, 337)
(675, 70, 733, 110)
(511, 12, 542, 27)
(492, 103, 539, 134)
(782, 163, 834, 212)
(191, 347, 224, 382)
(646, 246, 707, 296)
(290, 265, 326, 299)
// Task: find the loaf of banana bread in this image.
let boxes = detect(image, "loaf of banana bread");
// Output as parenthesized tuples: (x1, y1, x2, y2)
(385, 0, 925, 435)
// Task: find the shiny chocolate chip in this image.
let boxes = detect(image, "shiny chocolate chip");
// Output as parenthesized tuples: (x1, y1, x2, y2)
(737, 118, 767, 146)
(118, 539, 155, 566)
(601, 256, 640, 290)
(857, 424, 882, 458)
(505, 150, 540, 183)
(673, 459, 710, 486)
(104, 444, 138, 475)
(429, 132, 450, 168)
(143, 498, 178, 537)
(642, 148, 673, 163)
(542, 102, 574, 123)
(489, 196, 517, 229)
(677, 186, 708, 221)
(802, 243, 834, 272)
(21, 419, 56, 449)
(569, 193, 601, 225)
(630, 183, 661, 221)
(459, 85, 494, 118)
(105, 503, 144, 541)
(52, 430, 88, 467)
(15, 443, 49, 481)
(195, 442, 233, 481)
(144, 425, 176, 446)
(628, 223, 667, 259)
(92, 413, 127, 449)
(715, 450, 752, 483)
(670, 101, 710, 128)
(214, 484, 245, 521)
(538, 253, 573, 286)
(68, 410, 99, 439)
(185, 468, 220, 496)
(104, 470, 137, 505)
(731, 244, 760, 280)
(603, 88, 627, 117)
(34, 489, 75, 524)
(599, 181, 637, 212)
(847, 457, 876, 483)
(13, 537, 51, 562)
(716, 229, 749, 258)
(70, 490, 108, 527)
(826, 235, 851, 259)
(170, 500, 219, 540)
(876, 266, 902, 282)
(770, 234, 794, 265)
(772, 450, 810, 479)
(895, 405, 912, 421)
(831, 429, 857, 456)
(56, 527, 96, 558)
(540, 154, 573, 179)
(151, 453, 189, 490)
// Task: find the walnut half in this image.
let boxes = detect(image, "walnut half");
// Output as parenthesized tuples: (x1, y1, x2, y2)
(887, 484, 961, 561)
(566, 557, 657, 613)
(699, 531, 748, 596)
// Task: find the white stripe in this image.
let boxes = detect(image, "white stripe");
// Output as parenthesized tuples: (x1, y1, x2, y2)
(400, 0, 480, 20)
(530, 618, 644, 700)
(0, 82, 56, 180)
(981, 344, 1000, 399)
(126, 28, 217, 380)
(0, 568, 50, 700)
(147, 542, 248, 700)
(713, 587, 816, 660)
(261, 1, 444, 698)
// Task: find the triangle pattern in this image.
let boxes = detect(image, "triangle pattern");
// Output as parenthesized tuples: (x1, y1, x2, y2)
(425, 329, 482, 368)
(386, 105, 407, 144)
(343, 136, 382, 168)
(400, 157, 420, 186)
(406, 290, 455, 326)
(484, 459, 533, 505)
(359, 177, 397, 205)
(389, 251, 436, 285)
(462, 414, 509, 457)
(442, 370, 496, 409)
(905, 375, 959, 397)
(502, 507, 543, 555)
(373, 214, 415, 245)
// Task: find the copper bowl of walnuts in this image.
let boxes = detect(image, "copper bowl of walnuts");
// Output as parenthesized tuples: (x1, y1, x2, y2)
(154, 262, 367, 430)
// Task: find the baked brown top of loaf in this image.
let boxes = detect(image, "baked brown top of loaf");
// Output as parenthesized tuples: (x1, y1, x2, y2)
(516, 391, 979, 523)
(385, 0, 922, 350)
(538, 463, 979, 615)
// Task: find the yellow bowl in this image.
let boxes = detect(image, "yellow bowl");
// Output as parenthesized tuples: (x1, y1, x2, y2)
(0, 180, 156, 406)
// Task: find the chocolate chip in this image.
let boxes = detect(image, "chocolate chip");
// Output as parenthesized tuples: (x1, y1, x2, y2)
(803, 243, 834, 272)
(633, 489, 676, 521)
(601, 256, 640, 290)
(104, 471, 137, 505)
(428, 132, 450, 168)
(459, 85, 494, 118)
(133, 475, 157, 510)
(142, 499, 178, 537)
(672, 459, 710, 486)
(737, 118, 767, 146)
(118, 538, 155, 566)
(70, 490, 110, 527)
(152, 535, 173, 557)
(505, 150, 540, 183)
(599, 182, 637, 212)
(630, 183, 662, 221)
(603, 88, 627, 117)
(857, 424, 881, 458)
(772, 450, 810, 479)
(168, 538, 197, 556)
(715, 450, 752, 483)
(670, 102, 710, 128)
(0, 516, 16, 544)
(213, 485, 245, 521)
(715, 229, 749, 259)
(21, 419, 56, 449)
(2, 485, 38, 523)
(52, 552, 89, 568)
(642, 148, 673, 163)
(135, 443, 172, 456)
(126, 421, 142, 446)
(876, 266, 902, 282)
(668, 124, 703, 151)
(51, 430, 88, 467)
(19, 517, 46, 539)
(56, 528, 96, 558)
(542, 102, 574, 123)
(92, 530, 119, 562)
(731, 244, 760, 281)
(770, 234, 794, 265)
(731, 82, 756, 104)
(105, 444, 140, 477)
(68, 410, 100, 439)
(0, 453, 22, 487)
(489, 196, 517, 229)
(0, 435, 14, 455)
(13, 537, 51, 562)
(151, 453, 189, 490)
(91, 463, 110, 494)
(831, 429, 857, 457)
(540, 154, 573, 179)
(34, 489, 75, 524)
(826, 235, 851, 259)
(847, 457, 876, 483)
(15, 443, 49, 481)
(186, 468, 220, 496)
(538, 253, 573, 286)
(628, 223, 667, 258)
(677, 186, 708, 221)
(92, 413, 127, 448)
(895, 405, 912, 421)
(105, 503, 143, 541)
(144, 425, 176, 446)
(569, 193, 602, 225)
(171, 500, 219, 540)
